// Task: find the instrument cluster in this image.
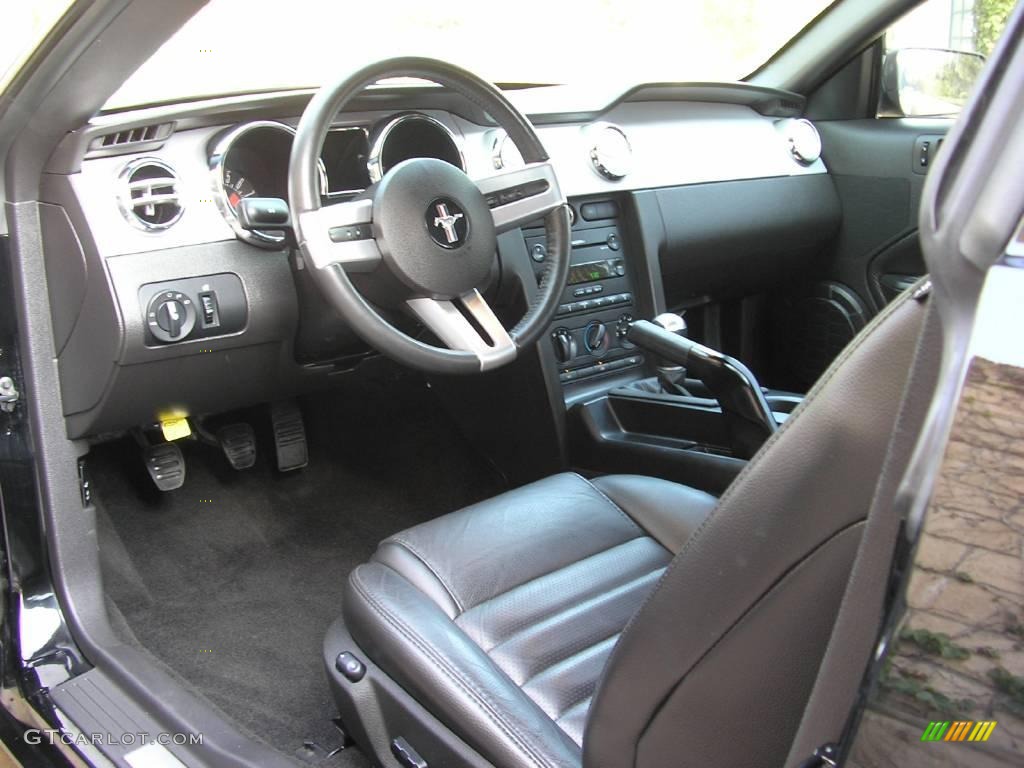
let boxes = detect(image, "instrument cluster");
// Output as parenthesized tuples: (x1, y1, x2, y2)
(209, 112, 465, 248)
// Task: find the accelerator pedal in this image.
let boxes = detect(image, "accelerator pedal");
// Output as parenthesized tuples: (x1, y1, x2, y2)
(218, 423, 256, 470)
(271, 401, 308, 472)
(143, 442, 185, 491)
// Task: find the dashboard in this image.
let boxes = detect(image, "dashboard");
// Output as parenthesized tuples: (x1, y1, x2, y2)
(38, 83, 839, 438)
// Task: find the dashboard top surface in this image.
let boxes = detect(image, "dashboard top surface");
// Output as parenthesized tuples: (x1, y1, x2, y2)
(63, 89, 827, 258)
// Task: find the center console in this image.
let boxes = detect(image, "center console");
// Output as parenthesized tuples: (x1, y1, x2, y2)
(522, 199, 645, 386)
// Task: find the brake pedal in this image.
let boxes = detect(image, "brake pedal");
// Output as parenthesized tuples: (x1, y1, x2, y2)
(143, 442, 186, 491)
(271, 401, 308, 472)
(218, 423, 256, 470)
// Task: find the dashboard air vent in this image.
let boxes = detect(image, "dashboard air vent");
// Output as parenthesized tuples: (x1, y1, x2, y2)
(584, 123, 633, 180)
(776, 118, 822, 165)
(116, 158, 183, 231)
(87, 122, 174, 157)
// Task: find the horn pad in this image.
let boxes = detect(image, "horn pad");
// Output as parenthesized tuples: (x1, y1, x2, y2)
(373, 158, 496, 298)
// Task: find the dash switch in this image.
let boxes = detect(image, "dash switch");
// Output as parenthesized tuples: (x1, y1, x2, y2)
(198, 291, 220, 329)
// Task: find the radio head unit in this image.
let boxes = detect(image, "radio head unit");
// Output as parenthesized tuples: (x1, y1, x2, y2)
(568, 258, 626, 285)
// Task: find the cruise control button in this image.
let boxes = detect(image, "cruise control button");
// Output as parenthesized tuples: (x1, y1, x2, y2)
(329, 224, 372, 243)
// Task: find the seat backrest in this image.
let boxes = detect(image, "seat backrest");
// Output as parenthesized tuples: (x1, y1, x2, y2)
(583, 284, 939, 768)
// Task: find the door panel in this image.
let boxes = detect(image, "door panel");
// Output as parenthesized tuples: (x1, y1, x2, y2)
(768, 117, 948, 392)
(816, 117, 951, 313)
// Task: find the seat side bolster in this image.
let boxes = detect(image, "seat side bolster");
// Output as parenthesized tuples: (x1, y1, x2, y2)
(374, 541, 461, 619)
(344, 562, 582, 768)
(590, 475, 718, 554)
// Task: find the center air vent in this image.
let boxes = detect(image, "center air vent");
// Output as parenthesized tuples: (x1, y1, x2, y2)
(117, 158, 183, 231)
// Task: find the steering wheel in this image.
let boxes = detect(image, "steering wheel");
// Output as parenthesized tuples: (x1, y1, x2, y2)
(289, 57, 571, 374)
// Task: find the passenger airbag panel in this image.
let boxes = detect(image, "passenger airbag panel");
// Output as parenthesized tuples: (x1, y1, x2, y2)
(656, 175, 840, 302)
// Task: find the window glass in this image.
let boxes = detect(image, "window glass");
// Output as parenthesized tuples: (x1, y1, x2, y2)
(105, 0, 837, 110)
(881, 0, 1014, 116)
(0, 1, 75, 93)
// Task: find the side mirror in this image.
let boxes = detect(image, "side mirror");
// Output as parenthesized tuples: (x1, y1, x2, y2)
(881, 48, 986, 117)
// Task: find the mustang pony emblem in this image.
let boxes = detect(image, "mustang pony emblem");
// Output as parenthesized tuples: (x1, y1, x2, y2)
(431, 201, 465, 246)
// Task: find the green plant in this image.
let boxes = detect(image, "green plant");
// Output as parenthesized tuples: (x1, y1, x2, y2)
(900, 628, 971, 660)
(878, 660, 973, 718)
(880, 673, 975, 717)
(974, 0, 1015, 58)
(955, 571, 974, 584)
(989, 666, 1024, 716)
(989, 667, 1024, 700)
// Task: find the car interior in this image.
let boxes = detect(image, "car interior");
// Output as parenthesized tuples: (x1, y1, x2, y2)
(1, 0, 1021, 766)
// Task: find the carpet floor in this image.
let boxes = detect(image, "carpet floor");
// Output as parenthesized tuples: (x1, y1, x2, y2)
(94, 377, 507, 766)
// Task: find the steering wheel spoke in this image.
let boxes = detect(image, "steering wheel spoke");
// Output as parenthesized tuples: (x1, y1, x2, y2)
(297, 198, 381, 271)
(476, 162, 565, 234)
(406, 290, 517, 371)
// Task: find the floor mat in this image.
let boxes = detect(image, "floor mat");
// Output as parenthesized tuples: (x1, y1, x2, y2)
(94, 377, 506, 765)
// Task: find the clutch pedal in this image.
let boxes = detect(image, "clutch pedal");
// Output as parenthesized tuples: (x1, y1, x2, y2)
(218, 423, 256, 470)
(143, 442, 186, 491)
(271, 401, 308, 472)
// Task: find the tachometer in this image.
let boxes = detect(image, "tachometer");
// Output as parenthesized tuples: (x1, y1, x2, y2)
(222, 168, 257, 212)
(211, 120, 330, 248)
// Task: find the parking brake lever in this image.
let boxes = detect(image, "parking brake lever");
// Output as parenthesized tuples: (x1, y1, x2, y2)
(626, 320, 777, 459)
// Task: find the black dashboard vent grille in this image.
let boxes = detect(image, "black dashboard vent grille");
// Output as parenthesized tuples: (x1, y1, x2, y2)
(116, 159, 183, 231)
(103, 125, 158, 146)
(88, 122, 174, 157)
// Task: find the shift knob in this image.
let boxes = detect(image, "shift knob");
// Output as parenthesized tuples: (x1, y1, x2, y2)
(653, 312, 687, 336)
(652, 313, 687, 390)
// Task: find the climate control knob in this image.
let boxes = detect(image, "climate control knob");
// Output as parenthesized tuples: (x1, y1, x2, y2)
(583, 321, 609, 354)
(551, 328, 577, 364)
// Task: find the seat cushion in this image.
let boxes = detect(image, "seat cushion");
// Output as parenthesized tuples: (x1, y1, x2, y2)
(343, 472, 716, 768)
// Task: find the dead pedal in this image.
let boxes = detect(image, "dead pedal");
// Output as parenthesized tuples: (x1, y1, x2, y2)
(271, 401, 308, 472)
(218, 423, 256, 470)
(143, 442, 185, 491)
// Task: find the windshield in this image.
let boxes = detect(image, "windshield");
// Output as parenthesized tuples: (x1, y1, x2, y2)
(1, 1, 76, 93)
(106, 0, 835, 110)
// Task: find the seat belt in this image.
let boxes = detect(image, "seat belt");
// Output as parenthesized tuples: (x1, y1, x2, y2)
(785, 286, 942, 767)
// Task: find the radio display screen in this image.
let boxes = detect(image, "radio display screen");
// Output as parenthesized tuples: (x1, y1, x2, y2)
(568, 260, 616, 285)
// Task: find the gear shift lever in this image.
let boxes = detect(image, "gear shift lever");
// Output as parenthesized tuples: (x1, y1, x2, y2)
(626, 319, 777, 459)
(652, 313, 689, 395)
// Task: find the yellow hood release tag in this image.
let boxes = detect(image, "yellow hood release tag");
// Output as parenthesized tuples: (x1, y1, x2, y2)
(161, 417, 191, 442)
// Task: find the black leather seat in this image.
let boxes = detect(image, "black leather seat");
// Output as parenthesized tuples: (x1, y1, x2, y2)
(345, 473, 716, 757)
(330, 284, 939, 768)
